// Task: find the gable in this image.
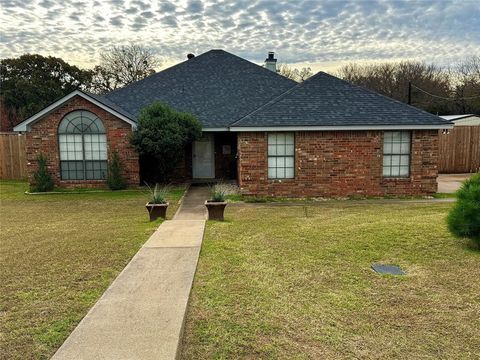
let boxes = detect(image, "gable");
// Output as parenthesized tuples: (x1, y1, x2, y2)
(13, 90, 136, 132)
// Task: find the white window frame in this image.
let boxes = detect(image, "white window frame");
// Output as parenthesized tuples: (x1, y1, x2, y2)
(267, 132, 295, 179)
(383, 131, 411, 178)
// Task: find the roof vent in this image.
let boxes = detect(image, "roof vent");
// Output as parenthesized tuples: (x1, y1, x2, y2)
(187, 53, 195, 59)
(264, 51, 277, 72)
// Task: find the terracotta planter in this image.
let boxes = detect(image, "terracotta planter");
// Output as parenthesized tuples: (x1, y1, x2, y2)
(205, 201, 227, 221)
(145, 202, 169, 221)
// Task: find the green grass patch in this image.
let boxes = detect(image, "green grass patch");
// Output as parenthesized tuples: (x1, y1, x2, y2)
(433, 192, 457, 199)
(0, 180, 185, 359)
(182, 202, 480, 359)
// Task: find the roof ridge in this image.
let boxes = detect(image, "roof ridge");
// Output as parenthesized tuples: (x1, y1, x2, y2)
(106, 49, 295, 99)
(314, 71, 449, 122)
(105, 49, 227, 98)
(231, 70, 453, 128)
(229, 71, 331, 126)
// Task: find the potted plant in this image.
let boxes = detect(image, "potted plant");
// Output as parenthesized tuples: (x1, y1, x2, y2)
(205, 184, 228, 221)
(145, 183, 169, 221)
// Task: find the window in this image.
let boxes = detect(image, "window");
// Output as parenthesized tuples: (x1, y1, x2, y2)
(58, 111, 107, 180)
(268, 133, 294, 179)
(383, 131, 411, 177)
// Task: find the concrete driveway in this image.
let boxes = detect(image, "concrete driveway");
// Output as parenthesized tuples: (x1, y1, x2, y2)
(437, 173, 474, 193)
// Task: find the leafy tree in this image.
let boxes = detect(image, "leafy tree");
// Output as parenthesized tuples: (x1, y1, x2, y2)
(447, 173, 480, 248)
(0, 54, 92, 123)
(130, 102, 202, 182)
(92, 44, 161, 93)
(106, 151, 127, 190)
(31, 154, 54, 192)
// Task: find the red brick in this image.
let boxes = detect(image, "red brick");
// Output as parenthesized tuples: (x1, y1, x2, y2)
(26, 95, 139, 188)
(237, 130, 438, 197)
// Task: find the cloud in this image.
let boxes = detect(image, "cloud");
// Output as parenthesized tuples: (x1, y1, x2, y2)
(159, 1, 176, 14)
(186, 0, 203, 13)
(131, 0, 149, 11)
(109, 15, 124, 27)
(0, 0, 478, 72)
(140, 10, 155, 19)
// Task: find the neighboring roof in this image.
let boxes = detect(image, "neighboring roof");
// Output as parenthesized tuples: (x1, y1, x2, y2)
(440, 114, 477, 121)
(104, 49, 296, 129)
(440, 114, 480, 126)
(232, 72, 453, 130)
(13, 90, 136, 132)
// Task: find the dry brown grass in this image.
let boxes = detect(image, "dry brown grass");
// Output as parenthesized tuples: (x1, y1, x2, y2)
(0, 181, 184, 359)
(182, 202, 480, 359)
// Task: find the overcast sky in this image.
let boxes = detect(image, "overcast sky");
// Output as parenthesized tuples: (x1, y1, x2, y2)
(1, 0, 479, 73)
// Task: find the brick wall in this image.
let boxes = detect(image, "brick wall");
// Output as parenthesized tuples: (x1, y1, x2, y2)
(25, 95, 139, 188)
(237, 130, 438, 197)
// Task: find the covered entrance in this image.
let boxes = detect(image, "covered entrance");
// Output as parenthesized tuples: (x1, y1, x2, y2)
(192, 132, 237, 181)
(192, 134, 215, 179)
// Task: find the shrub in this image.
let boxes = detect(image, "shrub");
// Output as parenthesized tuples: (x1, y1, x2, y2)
(447, 173, 480, 247)
(146, 183, 169, 204)
(130, 102, 202, 182)
(107, 151, 127, 190)
(31, 154, 54, 192)
(211, 191, 226, 202)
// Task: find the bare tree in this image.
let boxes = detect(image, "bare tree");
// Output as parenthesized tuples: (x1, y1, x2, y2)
(278, 64, 313, 82)
(450, 56, 480, 113)
(92, 44, 161, 93)
(297, 67, 314, 82)
(337, 60, 452, 114)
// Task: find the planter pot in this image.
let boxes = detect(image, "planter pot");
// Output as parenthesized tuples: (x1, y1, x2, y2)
(205, 201, 227, 221)
(145, 202, 169, 221)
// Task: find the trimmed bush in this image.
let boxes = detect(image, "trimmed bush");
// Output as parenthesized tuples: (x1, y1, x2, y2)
(31, 154, 54, 192)
(130, 101, 202, 182)
(447, 173, 480, 247)
(107, 151, 127, 190)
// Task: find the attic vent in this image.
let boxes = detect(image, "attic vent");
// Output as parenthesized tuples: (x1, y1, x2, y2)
(187, 53, 195, 59)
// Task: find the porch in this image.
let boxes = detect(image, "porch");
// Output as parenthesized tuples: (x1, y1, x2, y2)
(139, 132, 238, 184)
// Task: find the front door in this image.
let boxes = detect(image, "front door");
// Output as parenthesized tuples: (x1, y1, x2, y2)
(192, 134, 215, 179)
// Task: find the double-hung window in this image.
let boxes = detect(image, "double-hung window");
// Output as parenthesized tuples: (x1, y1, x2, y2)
(268, 133, 294, 179)
(383, 131, 411, 177)
(58, 111, 108, 180)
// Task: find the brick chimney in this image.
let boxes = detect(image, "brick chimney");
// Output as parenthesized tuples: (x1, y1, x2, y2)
(264, 52, 277, 72)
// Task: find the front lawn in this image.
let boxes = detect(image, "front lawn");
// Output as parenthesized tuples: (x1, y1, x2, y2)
(0, 181, 185, 359)
(182, 202, 480, 359)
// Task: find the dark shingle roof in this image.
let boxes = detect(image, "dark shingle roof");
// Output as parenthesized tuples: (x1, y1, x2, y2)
(85, 91, 136, 120)
(104, 50, 296, 128)
(232, 72, 452, 128)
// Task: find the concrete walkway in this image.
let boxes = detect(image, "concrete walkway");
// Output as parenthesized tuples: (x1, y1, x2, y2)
(174, 185, 209, 220)
(52, 186, 209, 360)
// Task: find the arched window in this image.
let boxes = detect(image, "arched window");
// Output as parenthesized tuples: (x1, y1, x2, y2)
(58, 110, 107, 180)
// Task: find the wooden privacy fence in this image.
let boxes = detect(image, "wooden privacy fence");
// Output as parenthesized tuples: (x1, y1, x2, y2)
(438, 126, 480, 173)
(0, 132, 27, 180)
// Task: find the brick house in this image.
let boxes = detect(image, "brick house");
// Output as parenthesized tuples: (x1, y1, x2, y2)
(14, 50, 452, 197)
